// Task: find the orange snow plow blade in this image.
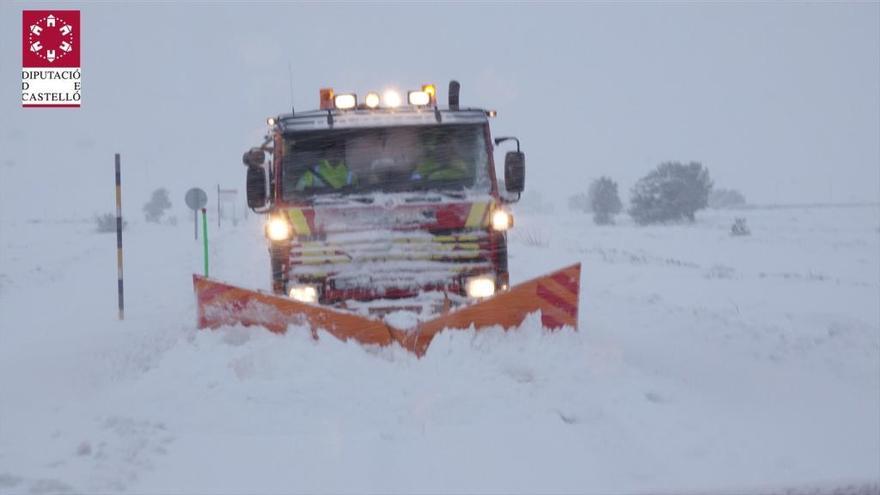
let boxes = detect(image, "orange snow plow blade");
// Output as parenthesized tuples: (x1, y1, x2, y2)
(193, 263, 581, 357)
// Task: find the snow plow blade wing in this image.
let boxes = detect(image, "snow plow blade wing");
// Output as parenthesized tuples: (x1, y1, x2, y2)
(193, 275, 394, 347)
(395, 263, 581, 356)
(193, 263, 581, 357)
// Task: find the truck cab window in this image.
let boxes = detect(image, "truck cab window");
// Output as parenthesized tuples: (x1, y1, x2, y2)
(281, 124, 490, 200)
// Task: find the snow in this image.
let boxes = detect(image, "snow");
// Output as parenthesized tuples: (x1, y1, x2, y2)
(0, 206, 878, 493)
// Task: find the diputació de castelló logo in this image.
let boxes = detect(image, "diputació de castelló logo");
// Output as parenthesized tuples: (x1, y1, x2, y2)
(22, 10, 81, 108)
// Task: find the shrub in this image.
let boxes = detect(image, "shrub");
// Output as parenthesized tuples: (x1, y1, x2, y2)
(709, 188, 747, 209)
(629, 162, 712, 224)
(143, 188, 172, 223)
(94, 213, 126, 233)
(567, 192, 591, 213)
(589, 177, 622, 225)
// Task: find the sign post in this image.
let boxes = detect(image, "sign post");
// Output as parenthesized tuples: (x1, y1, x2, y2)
(217, 185, 221, 229)
(185, 187, 208, 241)
(201, 208, 209, 277)
(217, 186, 239, 227)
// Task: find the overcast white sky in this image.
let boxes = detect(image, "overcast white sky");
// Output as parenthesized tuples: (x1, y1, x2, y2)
(1, 2, 878, 220)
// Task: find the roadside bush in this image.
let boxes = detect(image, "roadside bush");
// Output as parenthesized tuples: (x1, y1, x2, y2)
(567, 192, 591, 213)
(589, 177, 622, 225)
(709, 188, 747, 209)
(629, 162, 712, 224)
(143, 188, 172, 223)
(730, 217, 750, 236)
(94, 213, 126, 233)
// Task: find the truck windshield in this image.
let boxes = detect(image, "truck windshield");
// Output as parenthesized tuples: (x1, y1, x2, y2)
(281, 124, 491, 199)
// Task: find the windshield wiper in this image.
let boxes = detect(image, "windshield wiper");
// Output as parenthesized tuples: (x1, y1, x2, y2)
(436, 190, 466, 199)
(403, 190, 467, 203)
(310, 194, 374, 206)
(404, 195, 442, 203)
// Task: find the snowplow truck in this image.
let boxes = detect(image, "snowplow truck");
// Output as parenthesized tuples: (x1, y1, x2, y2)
(194, 81, 581, 356)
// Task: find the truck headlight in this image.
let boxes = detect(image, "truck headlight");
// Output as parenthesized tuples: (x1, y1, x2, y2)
(491, 210, 513, 231)
(289, 285, 318, 304)
(466, 276, 495, 299)
(266, 216, 292, 241)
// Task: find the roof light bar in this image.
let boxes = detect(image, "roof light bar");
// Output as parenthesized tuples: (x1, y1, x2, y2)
(318, 83, 439, 109)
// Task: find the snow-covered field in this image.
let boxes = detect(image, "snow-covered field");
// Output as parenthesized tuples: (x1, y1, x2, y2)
(0, 206, 878, 494)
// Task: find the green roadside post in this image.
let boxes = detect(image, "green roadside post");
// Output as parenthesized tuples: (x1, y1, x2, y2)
(201, 208, 209, 277)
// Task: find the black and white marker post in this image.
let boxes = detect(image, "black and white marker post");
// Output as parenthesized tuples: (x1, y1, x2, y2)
(115, 153, 124, 320)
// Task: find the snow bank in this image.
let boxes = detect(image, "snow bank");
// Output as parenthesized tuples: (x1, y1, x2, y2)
(0, 207, 877, 493)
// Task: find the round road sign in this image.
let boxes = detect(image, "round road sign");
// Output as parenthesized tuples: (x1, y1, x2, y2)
(185, 188, 208, 210)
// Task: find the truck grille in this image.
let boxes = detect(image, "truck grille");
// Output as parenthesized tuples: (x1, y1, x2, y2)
(288, 230, 494, 294)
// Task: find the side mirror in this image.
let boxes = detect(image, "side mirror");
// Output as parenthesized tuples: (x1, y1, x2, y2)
(246, 166, 267, 208)
(504, 151, 525, 193)
(243, 148, 265, 167)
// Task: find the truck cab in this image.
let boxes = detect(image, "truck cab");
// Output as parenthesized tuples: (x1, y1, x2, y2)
(243, 82, 526, 316)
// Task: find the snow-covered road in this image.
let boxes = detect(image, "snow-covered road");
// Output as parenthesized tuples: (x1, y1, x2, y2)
(1, 206, 878, 493)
